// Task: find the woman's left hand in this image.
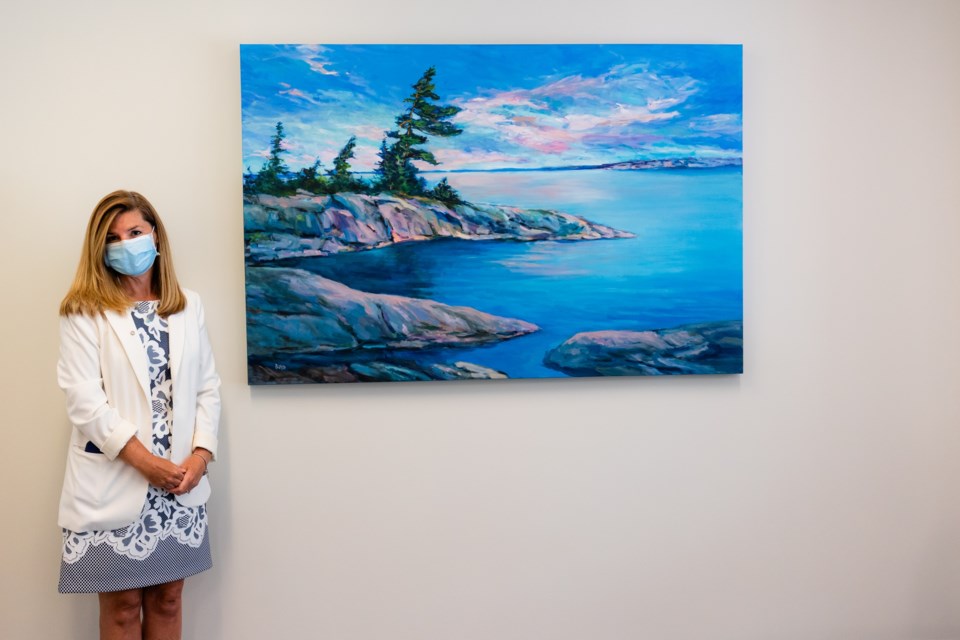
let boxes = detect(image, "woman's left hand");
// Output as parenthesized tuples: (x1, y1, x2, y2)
(169, 452, 207, 495)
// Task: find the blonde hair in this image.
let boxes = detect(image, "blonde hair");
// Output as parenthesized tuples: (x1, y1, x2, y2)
(60, 190, 186, 317)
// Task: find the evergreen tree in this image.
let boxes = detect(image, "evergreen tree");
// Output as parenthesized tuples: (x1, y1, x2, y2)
(243, 165, 258, 196)
(429, 177, 463, 206)
(265, 121, 289, 175)
(375, 138, 422, 195)
(327, 136, 360, 193)
(256, 121, 293, 195)
(377, 67, 463, 195)
(374, 140, 396, 191)
(292, 158, 328, 194)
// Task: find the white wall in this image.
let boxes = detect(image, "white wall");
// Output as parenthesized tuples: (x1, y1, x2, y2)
(2, 0, 959, 638)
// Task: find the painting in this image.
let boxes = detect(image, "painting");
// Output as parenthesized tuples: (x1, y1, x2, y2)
(240, 44, 743, 384)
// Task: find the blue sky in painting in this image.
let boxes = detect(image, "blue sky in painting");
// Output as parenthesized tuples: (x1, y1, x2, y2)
(240, 44, 742, 172)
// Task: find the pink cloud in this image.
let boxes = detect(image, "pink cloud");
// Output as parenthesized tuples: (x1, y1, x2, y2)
(432, 148, 530, 169)
(279, 87, 312, 101)
(288, 45, 339, 76)
(530, 74, 604, 99)
(352, 124, 387, 141)
(278, 85, 328, 107)
(455, 107, 512, 129)
(294, 153, 321, 166)
(511, 127, 575, 154)
(306, 60, 338, 76)
(352, 146, 380, 171)
(647, 96, 683, 110)
(565, 104, 678, 131)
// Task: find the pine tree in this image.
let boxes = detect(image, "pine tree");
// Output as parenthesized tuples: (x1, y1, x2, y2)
(374, 140, 396, 191)
(265, 121, 289, 175)
(243, 165, 258, 196)
(429, 177, 462, 206)
(292, 158, 328, 194)
(256, 121, 292, 195)
(377, 67, 463, 195)
(327, 136, 359, 193)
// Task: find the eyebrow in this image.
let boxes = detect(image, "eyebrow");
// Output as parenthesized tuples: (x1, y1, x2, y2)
(108, 223, 148, 234)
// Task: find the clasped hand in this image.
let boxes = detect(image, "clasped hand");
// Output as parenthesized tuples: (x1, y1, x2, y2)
(144, 455, 205, 495)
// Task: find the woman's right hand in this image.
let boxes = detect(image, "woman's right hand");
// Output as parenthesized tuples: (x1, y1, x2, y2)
(140, 456, 187, 491)
(118, 435, 186, 492)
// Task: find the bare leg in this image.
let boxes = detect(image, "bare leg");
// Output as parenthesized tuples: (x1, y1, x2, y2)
(98, 589, 143, 640)
(142, 579, 184, 640)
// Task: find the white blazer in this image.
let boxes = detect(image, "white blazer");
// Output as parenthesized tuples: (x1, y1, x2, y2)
(57, 288, 221, 532)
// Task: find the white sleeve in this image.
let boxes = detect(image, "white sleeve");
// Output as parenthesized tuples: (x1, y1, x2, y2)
(57, 314, 138, 460)
(189, 296, 221, 459)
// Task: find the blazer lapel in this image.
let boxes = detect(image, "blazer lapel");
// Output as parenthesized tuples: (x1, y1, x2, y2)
(105, 309, 151, 403)
(168, 307, 184, 381)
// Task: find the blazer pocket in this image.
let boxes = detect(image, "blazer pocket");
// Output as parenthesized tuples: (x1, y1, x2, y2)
(84, 441, 105, 454)
(67, 445, 112, 507)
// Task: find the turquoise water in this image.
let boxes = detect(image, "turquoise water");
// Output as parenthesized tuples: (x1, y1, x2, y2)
(279, 167, 742, 379)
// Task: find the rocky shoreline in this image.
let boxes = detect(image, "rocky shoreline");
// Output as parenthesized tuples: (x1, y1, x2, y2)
(249, 359, 509, 384)
(244, 192, 634, 262)
(245, 266, 539, 357)
(544, 321, 743, 376)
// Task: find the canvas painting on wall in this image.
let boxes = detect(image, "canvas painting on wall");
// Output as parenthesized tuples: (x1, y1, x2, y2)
(241, 44, 743, 384)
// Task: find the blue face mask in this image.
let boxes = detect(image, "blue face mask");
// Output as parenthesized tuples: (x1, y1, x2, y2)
(104, 232, 158, 276)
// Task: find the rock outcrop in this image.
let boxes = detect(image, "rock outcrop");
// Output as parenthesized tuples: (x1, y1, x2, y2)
(544, 321, 743, 376)
(249, 360, 507, 384)
(245, 266, 539, 357)
(244, 192, 633, 262)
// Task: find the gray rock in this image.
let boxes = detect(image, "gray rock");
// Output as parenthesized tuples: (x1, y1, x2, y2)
(430, 361, 508, 380)
(246, 266, 539, 356)
(248, 359, 510, 384)
(544, 321, 743, 376)
(349, 362, 433, 382)
(244, 192, 633, 262)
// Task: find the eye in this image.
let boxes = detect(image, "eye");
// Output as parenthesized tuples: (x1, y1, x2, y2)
(106, 234, 119, 244)
(131, 229, 143, 237)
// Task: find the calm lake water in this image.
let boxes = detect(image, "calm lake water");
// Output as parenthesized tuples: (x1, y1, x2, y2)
(279, 167, 742, 379)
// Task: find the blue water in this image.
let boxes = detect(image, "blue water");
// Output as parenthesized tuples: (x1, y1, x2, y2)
(279, 167, 742, 379)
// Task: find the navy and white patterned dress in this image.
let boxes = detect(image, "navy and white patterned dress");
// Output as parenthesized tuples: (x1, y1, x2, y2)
(59, 301, 212, 593)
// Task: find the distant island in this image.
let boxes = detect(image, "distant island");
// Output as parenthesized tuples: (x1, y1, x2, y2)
(412, 156, 743, 174)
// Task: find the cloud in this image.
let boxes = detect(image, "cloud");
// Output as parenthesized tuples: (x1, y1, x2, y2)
(352, 145, 381, 170)
(456, 111, 578, 154)
(351, 124, 387, 141)
(563, 104, 679, 132)
(278, 86, 324, 106)
(285, 45, 339, 76)
(580, 133, 663, 148)
(451, 64, 699, 157)
(689, 113, 742, 136)
(647, 96, 684, 110)
(295, 44, 329, 55)
(306, 60, 338, 76)
(432, 148, 532, 169)
(529, 74, 604, 99)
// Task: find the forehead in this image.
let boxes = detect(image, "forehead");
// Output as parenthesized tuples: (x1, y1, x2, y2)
(107, 209, 149, 233)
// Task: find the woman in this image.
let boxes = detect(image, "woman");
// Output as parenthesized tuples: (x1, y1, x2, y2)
(57, 190, 221, 640)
